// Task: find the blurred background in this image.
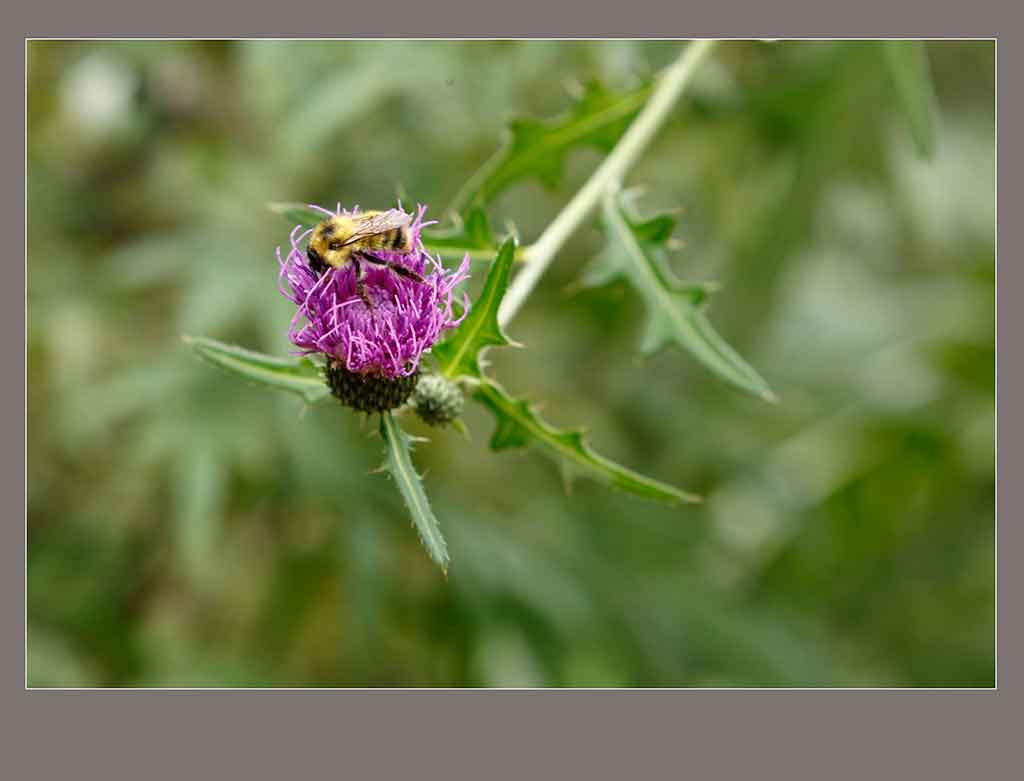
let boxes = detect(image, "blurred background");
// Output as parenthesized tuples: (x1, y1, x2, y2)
(27, 40, 994, 687)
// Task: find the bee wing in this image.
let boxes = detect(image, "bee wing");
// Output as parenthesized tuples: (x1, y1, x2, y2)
(339, 210, 411, 247)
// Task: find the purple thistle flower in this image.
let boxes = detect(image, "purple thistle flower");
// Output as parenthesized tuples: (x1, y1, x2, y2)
(277, 203, 470, 385)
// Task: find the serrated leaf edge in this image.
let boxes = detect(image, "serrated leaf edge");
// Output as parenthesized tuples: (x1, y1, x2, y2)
(184, 335, 330, 404)
(453, 82, 651, 210)
(474, 379, 701, 506)
(434, 237, 521, 381)
(379, 411, 449, 573)
(599, 190, 776, 402)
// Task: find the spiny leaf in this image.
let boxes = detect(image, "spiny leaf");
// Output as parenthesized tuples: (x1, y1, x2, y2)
(379, 411, 449, 572)
(184, 335, 331, 404)
(452, 80, 651, 211)
(584, 189, 775, 402)
(432, 237, 520, 381)
(422, 206, 494, 253)
(420, 206, 528, 264)
(881, 41, 938, 159)
(473, 379, 701, 505)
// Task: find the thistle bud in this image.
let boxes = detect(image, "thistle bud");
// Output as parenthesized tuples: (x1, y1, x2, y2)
(413, 373, 464, 426)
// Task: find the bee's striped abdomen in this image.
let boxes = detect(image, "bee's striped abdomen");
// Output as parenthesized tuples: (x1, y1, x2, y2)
(363, 227, 411, 255)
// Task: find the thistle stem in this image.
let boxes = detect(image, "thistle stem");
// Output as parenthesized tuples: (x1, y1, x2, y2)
(497, 39, 717, 328)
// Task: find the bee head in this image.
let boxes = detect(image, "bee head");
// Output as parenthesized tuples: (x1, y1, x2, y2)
(306, 245, 328, 276)
(308, 218, 353, 272)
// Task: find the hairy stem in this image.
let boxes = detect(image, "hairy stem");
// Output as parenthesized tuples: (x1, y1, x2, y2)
(497, 39, 717, 328)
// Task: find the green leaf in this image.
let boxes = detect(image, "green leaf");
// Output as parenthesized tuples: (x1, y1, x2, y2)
(420, 206, 522, 264)
(379, 411, 449, 573)
(184, 335, 331, 404)
(422, 206, 494, 252)
(474, 379, 701, 505)
(432, 237, 520, 381)
(585, 190, 775, 402)
(881, 41, 938, 159)
(452, 81, 651, 211)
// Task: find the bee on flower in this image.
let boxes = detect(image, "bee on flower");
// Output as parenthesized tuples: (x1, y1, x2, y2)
(277, 203, 470, 414)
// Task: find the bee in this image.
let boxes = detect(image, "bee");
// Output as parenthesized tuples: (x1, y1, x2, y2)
(306, 209, 425, 308)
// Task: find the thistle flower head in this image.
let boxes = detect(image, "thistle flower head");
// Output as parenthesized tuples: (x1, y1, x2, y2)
(277, 203, 470, 385)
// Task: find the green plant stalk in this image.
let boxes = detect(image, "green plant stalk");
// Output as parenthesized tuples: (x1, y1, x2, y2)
(497, 39, 717, 328)
(454, 246, 530, 264)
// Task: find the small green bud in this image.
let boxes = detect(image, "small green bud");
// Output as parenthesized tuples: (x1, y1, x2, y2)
(413, 374, 465, 427)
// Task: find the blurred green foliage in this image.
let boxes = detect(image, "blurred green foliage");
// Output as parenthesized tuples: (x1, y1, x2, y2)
(27, 40, 994, 687)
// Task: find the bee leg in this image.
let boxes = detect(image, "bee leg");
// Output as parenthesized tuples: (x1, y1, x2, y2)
(385, 262, 425, 285)
(352, 257, 374, 311)
(356, 280, 374, 311)
(359, 253, 425, 284)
